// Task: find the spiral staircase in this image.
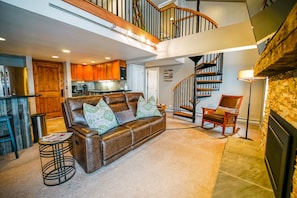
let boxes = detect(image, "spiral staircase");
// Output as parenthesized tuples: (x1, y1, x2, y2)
(173, 53, 224, 123)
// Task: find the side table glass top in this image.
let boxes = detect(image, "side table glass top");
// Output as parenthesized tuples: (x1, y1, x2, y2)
(39, 132, 73, 144)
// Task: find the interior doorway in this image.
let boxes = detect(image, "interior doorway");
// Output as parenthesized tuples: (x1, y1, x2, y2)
(33, 60, 64, 118)
(146, 68, 159, 103)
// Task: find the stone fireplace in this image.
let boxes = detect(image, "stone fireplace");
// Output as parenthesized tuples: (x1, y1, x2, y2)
(254, 3, 297, 198)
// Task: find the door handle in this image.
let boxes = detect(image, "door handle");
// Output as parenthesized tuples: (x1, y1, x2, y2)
(61, 89, 64, 97)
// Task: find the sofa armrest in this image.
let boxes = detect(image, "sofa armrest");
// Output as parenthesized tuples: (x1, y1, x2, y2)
(72, 125, 99, 138)
(69, 125, 102, 173)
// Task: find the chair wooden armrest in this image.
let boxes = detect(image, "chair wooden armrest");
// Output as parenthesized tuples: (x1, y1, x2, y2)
(202, 107, 216, 115)
(224, 112, 239, 117)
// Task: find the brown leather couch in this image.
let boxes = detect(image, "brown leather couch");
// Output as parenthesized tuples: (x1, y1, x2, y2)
(62, 92, 166, 173)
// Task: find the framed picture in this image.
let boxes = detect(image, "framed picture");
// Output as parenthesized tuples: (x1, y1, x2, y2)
(163, 69, 173, 82)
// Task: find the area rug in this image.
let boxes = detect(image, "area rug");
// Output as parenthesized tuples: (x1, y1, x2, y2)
(0, 118, 227, 198)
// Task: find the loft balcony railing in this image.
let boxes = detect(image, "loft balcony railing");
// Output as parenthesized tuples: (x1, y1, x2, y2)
(160, 4, 217, 40)
(261, 0, 277, 10)
(64, 0, 218, 43)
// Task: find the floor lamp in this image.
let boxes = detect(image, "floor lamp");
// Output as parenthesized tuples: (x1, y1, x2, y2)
(237, 69, 255, 140)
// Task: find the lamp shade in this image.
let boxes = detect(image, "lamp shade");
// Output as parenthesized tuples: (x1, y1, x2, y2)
(238, 69, 254, 81)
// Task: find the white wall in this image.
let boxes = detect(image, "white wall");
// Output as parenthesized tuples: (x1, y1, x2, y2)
(127, 64, 145, 93)
(186, 1, 250, 27)
(158, 57, 194, 110)
(158, 48, 265, 123)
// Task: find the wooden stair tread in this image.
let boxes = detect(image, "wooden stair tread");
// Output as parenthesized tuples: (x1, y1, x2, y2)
(196, 80, 222, 84)
(196, 72, 222, 77)
(196, 62, 217, 70)
(197, 88, 220, 91)
(197, 94, 212, 98)
(173, 111, 192, 119)
(180, 105, 193, 112)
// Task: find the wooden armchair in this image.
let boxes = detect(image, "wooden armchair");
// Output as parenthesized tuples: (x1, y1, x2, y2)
(201, 95, 243, 135)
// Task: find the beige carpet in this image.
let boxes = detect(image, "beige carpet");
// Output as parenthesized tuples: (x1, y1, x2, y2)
(0, 117, 238, 198)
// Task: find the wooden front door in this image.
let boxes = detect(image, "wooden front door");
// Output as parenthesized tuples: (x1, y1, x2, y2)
(33, 60, 64, 119)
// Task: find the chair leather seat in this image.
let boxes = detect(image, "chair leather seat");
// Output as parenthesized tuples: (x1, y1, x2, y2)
(203, 114, 224, 123)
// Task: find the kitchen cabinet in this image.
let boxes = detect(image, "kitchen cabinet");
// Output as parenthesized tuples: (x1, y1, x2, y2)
(83, 65, 93, 81)
(71, 60, 126, 81)
(93, 64, 107, 80)
(93, 60, 126, 81)
(71, 64, 93, 81)
(71, 64, 83, 81)
(108, 60, 126, 80)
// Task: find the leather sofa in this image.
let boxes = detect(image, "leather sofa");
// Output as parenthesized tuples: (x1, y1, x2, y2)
(62, 92, 166, 173)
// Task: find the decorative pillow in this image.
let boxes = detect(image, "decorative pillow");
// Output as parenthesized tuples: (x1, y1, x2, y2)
(83, 99, 118, 135)
(136, 96, 162, 119)
(114, 110, 136, 125)
(214, 106, 237, 115)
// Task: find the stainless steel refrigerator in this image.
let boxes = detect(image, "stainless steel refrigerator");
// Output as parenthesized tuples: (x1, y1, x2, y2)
(0, 65, 28, 96)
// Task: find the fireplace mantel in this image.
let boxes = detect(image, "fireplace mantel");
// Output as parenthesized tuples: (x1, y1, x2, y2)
(254, 3, 297, 77)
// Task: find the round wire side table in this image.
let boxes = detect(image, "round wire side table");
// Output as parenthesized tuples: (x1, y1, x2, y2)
(39, 132, 75, 186)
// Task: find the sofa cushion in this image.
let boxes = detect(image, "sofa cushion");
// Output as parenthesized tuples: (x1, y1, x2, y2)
(114, 110, 136, 125)
(124, 119, 151, 145)
(83, 99, 118, 135)
(125, 92, 144, 116)
(104, 93, 129, 112)
(65, 95, 104, 126)
(101, 125, 132, 161)
(136, 96, 161, 119)
(214, 106, 237, 115)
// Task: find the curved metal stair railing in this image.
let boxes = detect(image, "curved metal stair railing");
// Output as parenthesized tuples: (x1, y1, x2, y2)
(71, 0, 218, 42)
(160, 4, 218, 40)
(173, 53, 223, 123)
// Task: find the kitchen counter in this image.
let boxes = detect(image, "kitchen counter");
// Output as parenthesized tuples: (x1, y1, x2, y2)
(0, 94, 41, 99)
(88, 89, 131, 95)
(0, 94, 41, 155)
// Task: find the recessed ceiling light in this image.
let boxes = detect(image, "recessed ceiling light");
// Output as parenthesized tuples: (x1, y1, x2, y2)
(82, 63, 87, 65)
(0, 37, 6, 41)
(91, 61, 95, 63)
(62, 49, 71, 53)
(127, 30, 132, 36)
(105, 57, 111, 60)
(52, 56, 59, 59)
(140, 36, 146, 42)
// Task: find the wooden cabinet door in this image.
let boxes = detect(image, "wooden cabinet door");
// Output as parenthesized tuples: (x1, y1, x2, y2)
(106, 62, 113, 80)
(93, 64, 106, 80)
(71, 64, 83, 81)
(71, 64, 76, 80)
(111, 60, 120, 80)
(75, 65, 83, 81)
(101, 64, 107, 80)
(83, 65, 93, 81)
(93, 65, 99, 81)
(33, 60, 64, 118)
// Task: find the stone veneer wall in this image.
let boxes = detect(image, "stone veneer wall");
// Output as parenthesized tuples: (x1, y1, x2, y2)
(260, 69, 297, 196)
(253, 2, 297, 196)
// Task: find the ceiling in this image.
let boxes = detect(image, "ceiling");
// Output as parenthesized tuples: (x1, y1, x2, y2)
(0, 0, 247, 66)
(0, 1, 157, 65)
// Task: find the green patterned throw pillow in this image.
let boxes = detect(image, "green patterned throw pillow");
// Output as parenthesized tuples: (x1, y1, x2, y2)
(136, 96, 162, 119)
(83, 99, 118, 135)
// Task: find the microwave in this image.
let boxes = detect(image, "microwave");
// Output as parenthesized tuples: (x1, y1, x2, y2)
(120, 67, 126, 80)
